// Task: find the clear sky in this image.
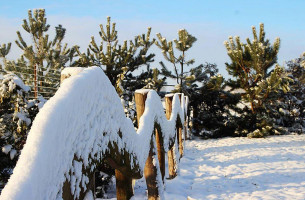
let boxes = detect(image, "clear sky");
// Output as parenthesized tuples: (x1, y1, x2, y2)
(0, 0, 305, 78)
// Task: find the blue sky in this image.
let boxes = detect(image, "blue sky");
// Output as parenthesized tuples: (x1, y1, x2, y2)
(0, 0, 305, 78)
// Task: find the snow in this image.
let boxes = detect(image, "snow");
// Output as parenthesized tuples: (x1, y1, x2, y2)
(0, 74, 30, 94)
(103, 134, 305, 200)
(84, 190, 94, 200)
(165, 93, 174, 97)
(2, 145, 12, 154)
(9, 150, 17, 160)
(134, 89, 151, 94)
(61, 67, 85, 79)
(0, 67, 186, 200)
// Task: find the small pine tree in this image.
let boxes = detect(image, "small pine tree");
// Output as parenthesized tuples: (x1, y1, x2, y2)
(75, 17, 156, 96)
(3, 9, 74, 99)
(74, 17, 165, 126)
(155, 29, 197, 94)
(224, 23, 292, 137)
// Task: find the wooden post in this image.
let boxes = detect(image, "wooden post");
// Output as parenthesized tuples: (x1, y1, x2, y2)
(177, 94, 183, 158)
(115, 169, 134, 200)
(184, 96, 188, 140)
(178, 126, 183, 158)
(135, 90, 165, 178)
(112, 91, 149, 200)
(135, 91, 162, 199)
(155, 128, 165, 182)
(135, 92, 147, 125)
(144, 141, 160, 200)
(165, 95, 177, 179)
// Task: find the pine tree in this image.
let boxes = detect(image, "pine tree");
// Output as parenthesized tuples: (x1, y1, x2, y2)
(75, 17, 157, 96)
(155, 29, 197, 94)
(3, 9, 74, 99)
(142, 68, 166, 91)
(224, 23, 292, 137)
(73, 17, 165, 127)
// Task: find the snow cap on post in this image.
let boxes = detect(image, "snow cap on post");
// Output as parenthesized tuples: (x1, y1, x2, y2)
(60, 67, 85, 83)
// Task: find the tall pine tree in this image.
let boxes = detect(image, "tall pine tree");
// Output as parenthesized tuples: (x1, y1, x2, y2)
(224, 23, 292, 137)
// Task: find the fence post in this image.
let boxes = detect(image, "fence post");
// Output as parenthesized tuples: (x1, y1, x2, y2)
(135, 91, 165, 179)
(135, 91, 161, 199)
(115, 169, 134, 200)
(112, 89, 148, 200)
(184, 96, 189, 140)
(155, 127, 165, 182)
(165, 95, 177, 179)
(177, 94, 183, 158)
(184, 96, 188, 140)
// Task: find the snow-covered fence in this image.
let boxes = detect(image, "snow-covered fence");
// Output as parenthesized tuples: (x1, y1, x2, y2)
(0, 67, 188, 200)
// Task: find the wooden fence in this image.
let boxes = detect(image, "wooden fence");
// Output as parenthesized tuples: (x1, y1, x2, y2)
(0, 67, 189, 200)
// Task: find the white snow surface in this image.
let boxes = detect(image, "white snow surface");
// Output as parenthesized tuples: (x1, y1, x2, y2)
(84, 190, 94, 200)
(135, 88, 152, 94)
(0, 73, 30, 93)
(61, 67, 85, 79)
(102, 134, 305, 200)
(2, 145, 12, 154)
(0, 67, 186, 200)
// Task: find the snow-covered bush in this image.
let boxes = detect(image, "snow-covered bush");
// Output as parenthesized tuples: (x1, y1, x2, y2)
(0, 74, 44, 188)
(188, 64, 241, 138)
(267, 54, 305, 134)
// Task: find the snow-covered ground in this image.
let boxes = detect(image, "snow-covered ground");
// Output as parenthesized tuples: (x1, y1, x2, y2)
(102, 134, 305, 200)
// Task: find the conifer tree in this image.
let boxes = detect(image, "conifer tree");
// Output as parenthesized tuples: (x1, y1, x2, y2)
(142, 68, 166, 91)
(224, 23, 292, 137)
(3, 9, 74, 99)
(75, 17, 157, 96)
(155, 29, 197, 93)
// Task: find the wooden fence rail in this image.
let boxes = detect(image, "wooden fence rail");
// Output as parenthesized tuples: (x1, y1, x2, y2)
(0, 67, 188, 200)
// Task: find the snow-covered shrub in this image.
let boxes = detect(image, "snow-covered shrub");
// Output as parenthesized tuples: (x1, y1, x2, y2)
(0, 74, 44, 188)
(267, 54, 305, 134)
(189, 64, 241, 138)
